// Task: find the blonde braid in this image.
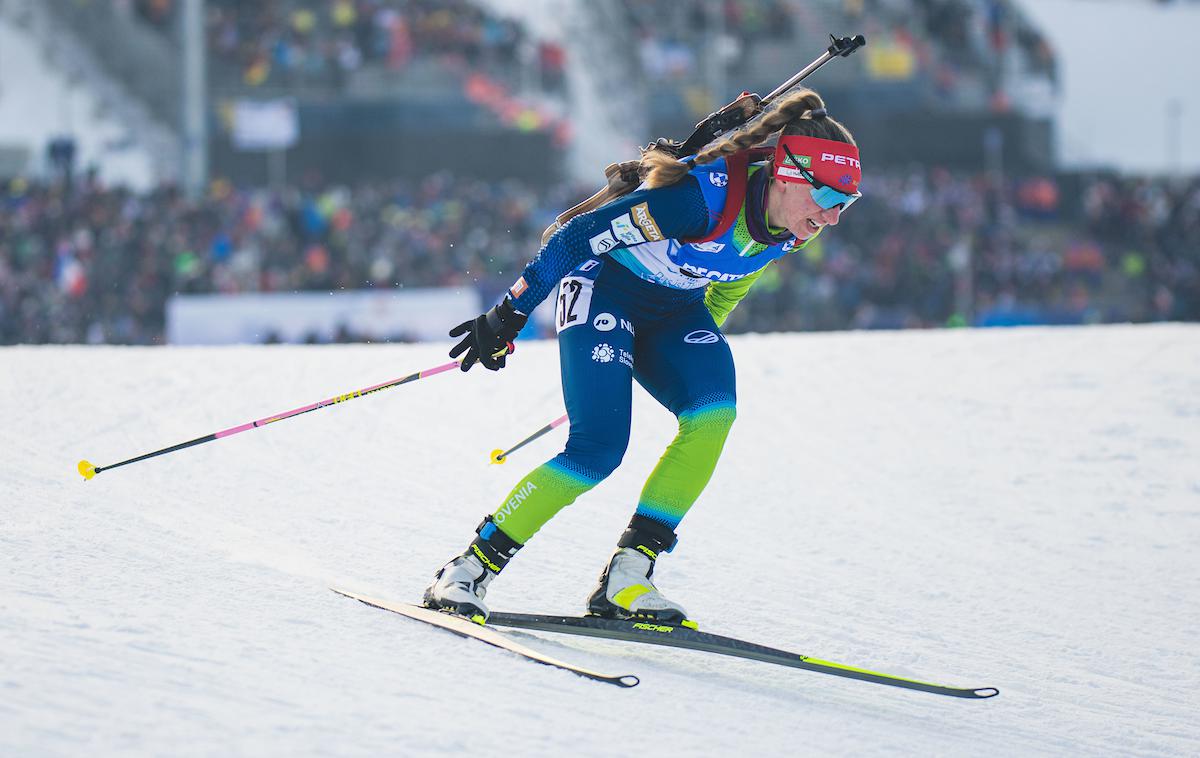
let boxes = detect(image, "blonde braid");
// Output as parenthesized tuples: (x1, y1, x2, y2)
(640, 88, 827, 189)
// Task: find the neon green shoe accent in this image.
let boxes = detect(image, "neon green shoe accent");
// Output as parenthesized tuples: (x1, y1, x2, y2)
(634, 545, 658, 560)
(635, 402, 736, 529)
(681, 619, 699, 630)
(470, 614, 486, 626)
(612, 584, 653, 610)
(470, 543, 502, 574)
(490, 460, 600, 544)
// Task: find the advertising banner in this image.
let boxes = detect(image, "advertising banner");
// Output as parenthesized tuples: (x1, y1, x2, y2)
(166, 288, 481, 345)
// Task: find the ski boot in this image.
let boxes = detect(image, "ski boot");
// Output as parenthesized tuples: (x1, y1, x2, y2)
(423, 516, 522, 622)
(587, 515, 691, 624)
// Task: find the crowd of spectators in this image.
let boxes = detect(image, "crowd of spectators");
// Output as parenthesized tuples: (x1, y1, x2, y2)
(131, 0, 566, 95)
(622, 0, 794, 84)
(847, 0, 1057, 109)
(729, 169, 1198, 332)
(127, 0, 1058, 139)
(0, 171, 567, 344)
(609, 0, 1061, 136)
(2, 165, 1196, 345)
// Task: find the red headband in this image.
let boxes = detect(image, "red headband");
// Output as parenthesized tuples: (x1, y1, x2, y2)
(773, 135, 861, 194)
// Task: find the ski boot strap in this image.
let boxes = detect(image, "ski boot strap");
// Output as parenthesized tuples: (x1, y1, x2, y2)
(617, 515, 679, 561)
(469, 515, 523, 574)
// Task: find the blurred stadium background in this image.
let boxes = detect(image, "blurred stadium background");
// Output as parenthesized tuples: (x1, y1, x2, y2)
(0, 0, 1197, 345)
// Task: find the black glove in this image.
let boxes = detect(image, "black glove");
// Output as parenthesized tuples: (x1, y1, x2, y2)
(449, 298, 528, 371)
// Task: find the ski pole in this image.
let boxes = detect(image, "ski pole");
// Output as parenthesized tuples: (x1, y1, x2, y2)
(489, 413, 568, 464)
(78, 359, 462, 481)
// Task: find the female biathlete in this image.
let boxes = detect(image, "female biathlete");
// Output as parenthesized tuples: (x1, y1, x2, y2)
(425, 87, 861, 623)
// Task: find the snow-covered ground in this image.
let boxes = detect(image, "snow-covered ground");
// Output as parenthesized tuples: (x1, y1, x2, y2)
(2, 324, 1198, 756)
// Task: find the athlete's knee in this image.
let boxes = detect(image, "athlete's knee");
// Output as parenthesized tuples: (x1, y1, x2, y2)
(560, 445, 626, 482)
(560, 431, 629, 482)
(678, 398, 737, 439)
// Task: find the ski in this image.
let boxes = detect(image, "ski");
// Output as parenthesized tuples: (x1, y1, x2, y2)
(486, 611, 998, 699)
(330, 588, 639, 688)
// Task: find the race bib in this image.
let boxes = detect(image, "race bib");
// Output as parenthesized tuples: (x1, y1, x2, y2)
(555, 276, 595, 333)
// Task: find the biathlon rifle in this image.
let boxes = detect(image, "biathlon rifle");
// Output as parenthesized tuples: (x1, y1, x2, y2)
(540, 33, 865, 245)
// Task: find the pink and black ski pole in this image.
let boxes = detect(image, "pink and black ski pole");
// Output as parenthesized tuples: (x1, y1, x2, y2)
(78, 359, 462, 480)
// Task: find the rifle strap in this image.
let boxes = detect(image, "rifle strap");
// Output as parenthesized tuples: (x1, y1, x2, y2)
(539, 160, 642, 246)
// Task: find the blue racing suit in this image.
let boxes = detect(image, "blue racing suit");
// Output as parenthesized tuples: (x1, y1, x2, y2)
(487, 159, 810, 545)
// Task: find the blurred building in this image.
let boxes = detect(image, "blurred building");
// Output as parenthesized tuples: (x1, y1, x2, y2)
(25, 0, 570, 186)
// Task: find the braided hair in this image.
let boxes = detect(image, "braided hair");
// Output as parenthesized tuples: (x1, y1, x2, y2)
(638, 88, 857, 189)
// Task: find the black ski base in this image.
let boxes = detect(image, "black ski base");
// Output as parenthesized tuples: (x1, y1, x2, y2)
(487, 611, 998, 699)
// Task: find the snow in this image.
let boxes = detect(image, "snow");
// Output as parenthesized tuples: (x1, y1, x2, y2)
(2, 324, 1198, 756)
